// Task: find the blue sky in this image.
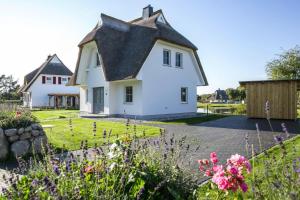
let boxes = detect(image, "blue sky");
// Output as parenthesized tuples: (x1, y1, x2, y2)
(0, 0, 299, 94)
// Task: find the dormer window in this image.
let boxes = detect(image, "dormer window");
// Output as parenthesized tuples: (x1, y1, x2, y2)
(46, 77, 52, 84)
(175, 52, 183, 67)
(96, 53, 100, 67)
(163, 49, 171, 66)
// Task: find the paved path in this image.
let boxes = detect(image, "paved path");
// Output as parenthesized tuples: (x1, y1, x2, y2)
(153, 116, 300, 173)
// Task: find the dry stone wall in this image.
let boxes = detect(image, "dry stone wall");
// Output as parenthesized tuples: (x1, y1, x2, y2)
(0, 123, 47, 159)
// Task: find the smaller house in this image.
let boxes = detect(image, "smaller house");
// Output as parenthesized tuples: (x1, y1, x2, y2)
(19, 54, 79, 109)
(209, 89, 228, 103)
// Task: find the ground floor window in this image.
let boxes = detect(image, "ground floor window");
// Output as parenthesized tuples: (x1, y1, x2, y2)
(125, 86, 133, 103)
(181, 87, 188, 103)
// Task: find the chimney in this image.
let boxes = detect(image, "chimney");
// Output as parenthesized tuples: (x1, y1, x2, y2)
(47, 54, 52, 61)
(142, 5, 153, 19)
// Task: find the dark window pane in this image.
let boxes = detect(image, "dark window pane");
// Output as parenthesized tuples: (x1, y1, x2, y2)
(181, 88, 187, 102)
(176, 53, 182, 67)
(96, 53, 100, 66)
(125, 86, 133, 103)
(163, 50, 170, 65)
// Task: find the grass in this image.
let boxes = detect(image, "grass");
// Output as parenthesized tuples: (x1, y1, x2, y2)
(197, 102, 243, 108)
(32, 110, 161, 151)
(32, 109, 79, 121)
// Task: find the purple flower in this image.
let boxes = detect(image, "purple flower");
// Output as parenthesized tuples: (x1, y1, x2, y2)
(52, 165, 60, 175)
(281, 123, 290, 138)
(274, 135, 283, 143)
(293, 158, 300, 173)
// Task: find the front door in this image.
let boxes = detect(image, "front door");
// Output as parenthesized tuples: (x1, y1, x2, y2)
(93, 87, 104, 113)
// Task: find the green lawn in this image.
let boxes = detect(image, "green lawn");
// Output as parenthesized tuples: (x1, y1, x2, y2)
(32, 110, 161, 151)
(32, 109, 79, 121)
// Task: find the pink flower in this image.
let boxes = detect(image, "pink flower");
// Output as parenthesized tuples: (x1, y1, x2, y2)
(205, 169, 212, 176)
(210, 152, 218, 164)
(212, 165, 223, 173)
(239, 182, 248, 192)
(227, 165, 238, 175)
(210, 152, 217, 158)
(213, 176, 229, 190)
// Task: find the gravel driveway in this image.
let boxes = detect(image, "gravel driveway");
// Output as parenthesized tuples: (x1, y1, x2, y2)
(153, 116, 300, 173)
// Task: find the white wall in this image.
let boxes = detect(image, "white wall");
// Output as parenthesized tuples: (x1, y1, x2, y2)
(27, 74, 79, 107)
(109, 80, 142, 115)
(77, 42, 109, 114)
(136, 40, 205, 115)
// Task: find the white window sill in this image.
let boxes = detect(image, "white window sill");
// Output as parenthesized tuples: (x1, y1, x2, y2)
(181, 102, 188, 104)
(124, 102, 133, 105)
(163, 64, 172, 67)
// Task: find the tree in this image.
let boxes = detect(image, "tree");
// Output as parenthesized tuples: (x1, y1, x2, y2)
(266, 46, 300, 79)
(0, 75, 21, 100)
(225, 88, 239, 100)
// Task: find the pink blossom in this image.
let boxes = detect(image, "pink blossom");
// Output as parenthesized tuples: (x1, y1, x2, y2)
(210, 152, 217, 158)
(212, 165, 223, 173)
(227, 165, 238, 175)
(211, 157, 218, 164)
(205, 169, 212, 176)
(213, 176, 229, 190)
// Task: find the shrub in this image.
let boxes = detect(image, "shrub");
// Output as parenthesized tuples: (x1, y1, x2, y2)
(0, 110, 38, 129)
(1, 131, 199, 199)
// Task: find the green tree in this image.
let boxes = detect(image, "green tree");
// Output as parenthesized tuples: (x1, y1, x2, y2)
(225, 88, 239, 100)
(0, 74, 21, 100)
(266, 46, 300, 79)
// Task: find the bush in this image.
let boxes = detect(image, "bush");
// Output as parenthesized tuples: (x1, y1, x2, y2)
(1, 131, 199, 199)
(0, 110, 38, 129)
(233, 104, 246, 115)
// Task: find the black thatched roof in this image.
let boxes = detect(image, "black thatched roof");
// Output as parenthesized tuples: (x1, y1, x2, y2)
(69, 8, 208, 85)
(19, 54, 73, 92)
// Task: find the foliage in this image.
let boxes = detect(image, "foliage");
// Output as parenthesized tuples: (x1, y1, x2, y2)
(266, 45, 300, 79)
(0, 110, 38, 129)
(225, 87, 246, 101)
(233, 104, 246, 115)
(1, 131, 199, 199)
(198, 94, 212, 103)
(0, 75, 20, 101)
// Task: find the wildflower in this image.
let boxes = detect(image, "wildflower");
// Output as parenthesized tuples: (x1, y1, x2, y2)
(52, 164, 60, 175)
(84, 165, 94, 174)
(210, 152, 218, 164)
(239, 182, 248, 192)
(274, 135, 283, 143)
(227, 165, 238, 175)
(281, 123, 290, 138)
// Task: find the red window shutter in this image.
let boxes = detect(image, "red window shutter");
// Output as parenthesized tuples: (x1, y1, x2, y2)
(42, 76, 46, 84)
(58, 77, 61, 84)
(53, 77, 56, 84)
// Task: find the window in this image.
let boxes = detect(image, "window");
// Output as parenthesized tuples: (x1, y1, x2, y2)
(163, 49, 171, 66)
(58, 77, 62, 84)
(53, 77, 56, 84)
(96, 53, 100, 66)
(181, 87, 188, 103)
(46, 77, 52, 84)
(85, 89, 88, 103)
(42, 76, 46, 84)
(61, 77, 68, 84)
(125, 86, 133, 103)
(175, 52, 183, 67)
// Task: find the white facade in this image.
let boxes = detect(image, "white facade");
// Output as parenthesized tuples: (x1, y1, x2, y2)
(22, 56, 79, 108)
(76, 40, 206, 119)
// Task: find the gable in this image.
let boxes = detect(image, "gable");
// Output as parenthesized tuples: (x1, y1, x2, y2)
(19, 54, 73, 93)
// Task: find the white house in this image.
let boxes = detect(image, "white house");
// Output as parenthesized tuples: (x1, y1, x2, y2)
(69, 5, 208, 119)
(19, 54, 79, 109)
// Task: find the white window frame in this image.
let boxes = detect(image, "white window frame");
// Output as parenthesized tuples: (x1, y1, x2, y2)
(95, 52, 100, 67)
(61, 77, 68, 84)
(163, 49, 171, 66)
(181, 87, 188, 103)
(46, 76, 52, 84)
(175, 52, 183, 68)
(124, 86, 133, 104)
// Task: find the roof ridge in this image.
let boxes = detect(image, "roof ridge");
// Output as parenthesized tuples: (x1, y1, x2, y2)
(129, 9, 162, 23)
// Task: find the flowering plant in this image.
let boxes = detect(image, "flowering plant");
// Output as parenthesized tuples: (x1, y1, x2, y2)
(198, 152, 251, 194)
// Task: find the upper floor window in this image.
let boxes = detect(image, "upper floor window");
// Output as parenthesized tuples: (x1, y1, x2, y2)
(175, 52, 183, 67)
(46, 77, 52, 84)
(61, 77, 68, 84)
(96, 53, 100, 67)
(181, 87, 188, 103)
(125, 86, 133, 103)
(163, 49, 171, 66)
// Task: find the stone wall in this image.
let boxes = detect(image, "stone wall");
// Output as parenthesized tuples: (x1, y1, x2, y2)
(0, 123, 47, 160)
